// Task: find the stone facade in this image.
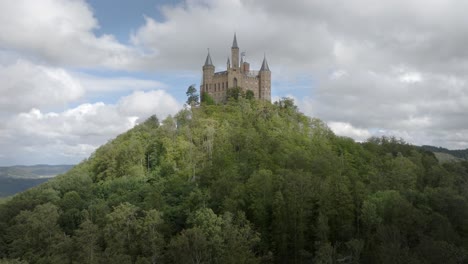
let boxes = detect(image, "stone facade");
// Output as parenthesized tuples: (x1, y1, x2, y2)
(200, 34, 271, 103)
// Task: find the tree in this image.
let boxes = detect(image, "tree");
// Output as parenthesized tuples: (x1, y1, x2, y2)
(103, 203, 139, 262)
(201, 92, 215, 105)
(168, 228, 211, 264)
(227, 87, 244, 100)
(245, 90, 254, 100)
(8, 203, 68, 263)
(186, 84, 199, 106)
(275, 97, 298, 111)
(169, 209, 259, 264)
(143, 115, 160, 130)
(74, 219, 101, 264)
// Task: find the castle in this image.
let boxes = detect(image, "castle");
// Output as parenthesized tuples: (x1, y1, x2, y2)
(200, 34, 271, 103)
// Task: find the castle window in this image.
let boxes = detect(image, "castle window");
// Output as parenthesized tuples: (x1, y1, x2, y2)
(233, 78, 238, 87)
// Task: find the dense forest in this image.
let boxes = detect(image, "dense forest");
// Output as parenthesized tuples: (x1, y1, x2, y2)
(1, 97, 468, 264)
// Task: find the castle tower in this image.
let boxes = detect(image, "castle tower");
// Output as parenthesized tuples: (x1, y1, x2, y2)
(259, 54, 271, 101)
(231, 33, 239, 69)
(202, 50, 215, 93)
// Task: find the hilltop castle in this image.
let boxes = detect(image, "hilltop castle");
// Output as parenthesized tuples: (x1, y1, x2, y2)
(200, 34, 271, 103)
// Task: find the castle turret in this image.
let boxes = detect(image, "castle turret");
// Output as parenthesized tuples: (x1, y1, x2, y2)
(202, 50, 215, 93)
(231, 33, 239, 69)
(258, 54, 271, 101)
(227, 57, 230, 70)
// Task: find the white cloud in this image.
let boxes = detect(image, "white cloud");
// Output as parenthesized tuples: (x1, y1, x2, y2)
(0, 60, 84, 112)
(0, 0, 138, 68)
(76, 74, 167, 93)
(118, 90, 180, 122)
(130, 0, 334, 72)
(328, 122, 372, 142)
(0, 90, 182, 165)
(399, 72, 422, 83)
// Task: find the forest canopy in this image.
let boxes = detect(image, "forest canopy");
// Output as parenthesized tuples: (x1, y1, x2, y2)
(1, 98, 468, 263)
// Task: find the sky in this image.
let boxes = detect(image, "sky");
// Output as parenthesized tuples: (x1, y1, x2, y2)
(1, 0, 468, 166)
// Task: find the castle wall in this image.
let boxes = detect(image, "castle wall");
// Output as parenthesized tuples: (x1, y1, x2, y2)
(201, 36, 270, 103)
(202, 68, 269, 103)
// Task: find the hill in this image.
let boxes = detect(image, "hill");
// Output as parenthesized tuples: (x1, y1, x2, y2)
(421, 145, 468, 162)
(0, 165, 73, 198)
(1, 98, 467, 263)
(0, 164, 73, 179)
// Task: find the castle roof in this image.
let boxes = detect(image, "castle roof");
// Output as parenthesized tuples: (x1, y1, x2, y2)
(260, 55, 270, 71)
(204, 50, 213, 66)
(232, 33, 238, 49)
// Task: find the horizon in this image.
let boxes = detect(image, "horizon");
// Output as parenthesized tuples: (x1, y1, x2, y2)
(1, 0, 468, 166)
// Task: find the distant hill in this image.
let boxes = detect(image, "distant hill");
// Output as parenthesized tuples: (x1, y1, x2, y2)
(0, 164, 73, 197)
(420, 145, 468, 162)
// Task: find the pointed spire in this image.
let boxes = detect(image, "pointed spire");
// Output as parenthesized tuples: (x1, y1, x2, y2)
(204, 48, 213, 66)
(227, 56, 230, 66)
(232, 33, 238, 49)
(260, 53, 270, 71)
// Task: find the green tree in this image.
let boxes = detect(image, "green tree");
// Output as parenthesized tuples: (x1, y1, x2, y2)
(74, 219, 101, 264)
(8, 203, 68, 263)
(186, 84, 199, 106)
(103, 203, 139, 262)
(227, 87, 244, 100)
(245, 90, 254, 100)
(201, 92, 215, 105)
(168, 227, 211, 264)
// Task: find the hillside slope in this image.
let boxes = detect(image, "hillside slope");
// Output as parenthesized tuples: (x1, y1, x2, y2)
(421, 145, 468, 161)
(1, 99, 468, 264)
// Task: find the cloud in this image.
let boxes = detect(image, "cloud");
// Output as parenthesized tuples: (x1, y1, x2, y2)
(0, 0, 138, 68)
(76, 73, 167, 93)
(130, 0, 335, 72)
(0, 90, 182, 165)
(0, 60, 84, 112)
(0, 58, 172, 114)
(328, 122, 372, 142)
(118, 90, 180, 122)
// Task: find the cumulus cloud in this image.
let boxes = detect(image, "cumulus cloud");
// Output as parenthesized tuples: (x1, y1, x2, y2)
(0, 90, 181, 165)
(0, 0, 138, 68)
(118, 90, 180, 122)
(130, 0, 335, 72)
(328, 122, 372, 142)
(0, 58, 171, 114)
(77, 74, 167, 93)
(0, 60, 83, 112)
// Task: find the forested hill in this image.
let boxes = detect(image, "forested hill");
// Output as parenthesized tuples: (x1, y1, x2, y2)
(1, 98, 468, 264)
(421, 145, 468, 161)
